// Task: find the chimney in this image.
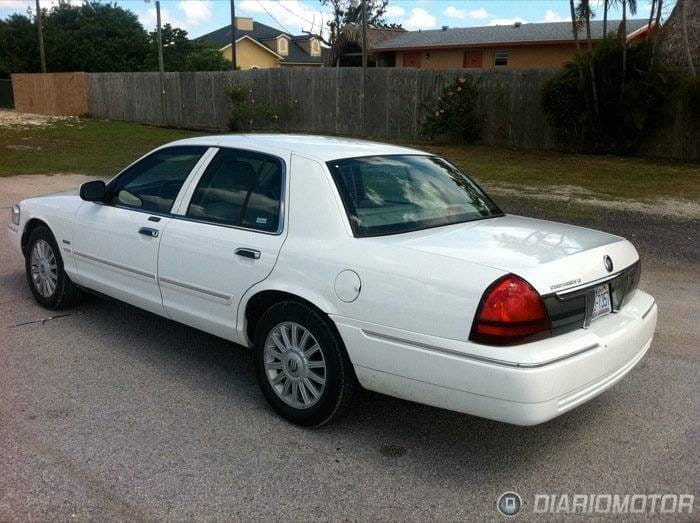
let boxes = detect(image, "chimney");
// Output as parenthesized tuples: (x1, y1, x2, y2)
(235, 17, 254, 31)
(441, 25, 449, 31)
(513, 21, 522, 28)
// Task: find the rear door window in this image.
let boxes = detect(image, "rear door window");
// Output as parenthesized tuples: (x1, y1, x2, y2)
(186, 148, 283, 233)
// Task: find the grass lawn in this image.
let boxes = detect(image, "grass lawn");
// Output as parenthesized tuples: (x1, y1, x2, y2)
(0, 118, 201, 177)
(416, 143, 700, 202)
(1, 116, 697, 202)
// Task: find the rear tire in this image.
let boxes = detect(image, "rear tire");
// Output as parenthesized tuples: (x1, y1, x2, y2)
(25, 226, 82, 310)
(254, 301, 357, 427)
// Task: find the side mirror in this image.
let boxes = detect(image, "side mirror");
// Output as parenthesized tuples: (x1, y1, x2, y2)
(79, 180, 107, 202)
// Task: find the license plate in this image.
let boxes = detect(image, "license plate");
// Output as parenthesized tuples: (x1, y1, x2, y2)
(591, 284, 612, 321)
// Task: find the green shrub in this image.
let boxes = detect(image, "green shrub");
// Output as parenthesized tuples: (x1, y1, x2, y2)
(225, 85, 292, 132)
(542, 38, 676, 155)
(422, 76, 481, 143)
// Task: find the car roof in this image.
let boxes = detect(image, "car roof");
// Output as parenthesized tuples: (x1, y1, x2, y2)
(166, 134, 427, 162)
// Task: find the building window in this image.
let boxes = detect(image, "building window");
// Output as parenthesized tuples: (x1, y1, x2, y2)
(310, 39, 320, 56)
(494, 50, 508, 66)
(278, 37, 288, 56)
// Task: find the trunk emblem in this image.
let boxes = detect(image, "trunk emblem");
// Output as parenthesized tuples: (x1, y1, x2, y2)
(603, 255, 614, 272)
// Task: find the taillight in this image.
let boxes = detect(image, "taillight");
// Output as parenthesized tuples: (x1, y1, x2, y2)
(469, 274, 552, 346)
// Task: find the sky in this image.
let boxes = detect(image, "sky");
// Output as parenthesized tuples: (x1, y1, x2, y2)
(0, 0, 676, 40)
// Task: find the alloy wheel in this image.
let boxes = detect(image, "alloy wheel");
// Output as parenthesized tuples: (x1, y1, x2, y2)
(264, 321, 327, 409)
(30, 239, 58, 298)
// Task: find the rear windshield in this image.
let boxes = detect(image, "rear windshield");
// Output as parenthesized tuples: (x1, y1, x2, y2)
(326, 155, 502, 237)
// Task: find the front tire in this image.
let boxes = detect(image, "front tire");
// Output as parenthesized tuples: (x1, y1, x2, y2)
(254, 301, 357, 427)
(25, 226, 82, 310)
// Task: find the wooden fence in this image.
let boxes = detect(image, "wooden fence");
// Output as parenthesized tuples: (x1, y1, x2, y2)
(81, 68, 559, 149)
(10, 69, 699, 160)
(12, 72, 88, 115)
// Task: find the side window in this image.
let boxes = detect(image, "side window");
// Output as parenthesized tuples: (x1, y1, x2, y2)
(494, 50, 508, 66)
(108, 146, 207, 214)
(187, 148, 283, 232)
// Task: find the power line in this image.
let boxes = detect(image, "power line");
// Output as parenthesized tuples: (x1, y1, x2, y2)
(256, 0, 293, 34)
(276, 1, 316, 27)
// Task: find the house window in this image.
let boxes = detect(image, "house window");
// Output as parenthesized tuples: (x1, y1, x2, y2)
(494, 50, 508, 66)
(278, 37, 288, 56)
(310, 39, 320, 56)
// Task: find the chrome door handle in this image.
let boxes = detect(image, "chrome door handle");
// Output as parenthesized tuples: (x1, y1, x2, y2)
(235, 248, 261, 260)
(138, 227, 159, 238)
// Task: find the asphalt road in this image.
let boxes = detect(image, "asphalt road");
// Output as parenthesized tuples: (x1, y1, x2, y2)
(1, 175, 698, 520)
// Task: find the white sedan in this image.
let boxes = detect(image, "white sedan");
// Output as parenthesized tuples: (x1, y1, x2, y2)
(7, 135, 657, 427)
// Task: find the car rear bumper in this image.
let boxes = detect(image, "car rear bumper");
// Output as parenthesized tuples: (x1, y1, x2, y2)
(332, 289, 657, 425)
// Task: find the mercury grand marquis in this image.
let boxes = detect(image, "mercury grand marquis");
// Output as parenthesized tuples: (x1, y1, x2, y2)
(7, 135, 657, 427)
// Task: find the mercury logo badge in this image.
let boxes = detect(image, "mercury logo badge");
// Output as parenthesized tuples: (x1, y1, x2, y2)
(497, 492, 522, 517)
(604, 255, 614, 273)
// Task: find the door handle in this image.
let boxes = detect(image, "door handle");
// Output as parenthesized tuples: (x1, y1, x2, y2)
(138, 227, 159, 238)
(235, 248, 261, 260)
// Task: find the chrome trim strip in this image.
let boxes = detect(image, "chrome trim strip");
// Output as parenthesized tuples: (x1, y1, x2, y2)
(158, 276, 232, 301)
(362, 330, 599, 368)
(642, 299, 656, 320)
(555, 270, 626, 297)
(73, 250, 155, 279)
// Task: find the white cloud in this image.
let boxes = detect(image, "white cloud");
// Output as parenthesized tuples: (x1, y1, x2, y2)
(178, 0, 212, 27)
(139, 6, 186, 32)
(544, 10, 570, 23)
(0, 0, 80, 13)
(385, 5, 405, 19)
(489, 17, 528, 26)
(403, 7, 437, 30)
(239, 0, 328, 37)
(0, 0, 30, 9)
(444, 6, 489, 20)
(138, 1, 214, 32)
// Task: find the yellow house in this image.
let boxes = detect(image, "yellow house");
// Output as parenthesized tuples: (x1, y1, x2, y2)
(198, 17, 324, 70)
(373, 20, 652, 69)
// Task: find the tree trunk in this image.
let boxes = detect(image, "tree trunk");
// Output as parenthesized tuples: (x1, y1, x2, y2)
(647, 0, 656, 41)
(569, 0, 581, 53)
(681, 0, 696, 75)
(603, 0, 609, 36)
(584, 1, 599, 115)
(650, 0, 663, 66)
(621, 0, 627, 103)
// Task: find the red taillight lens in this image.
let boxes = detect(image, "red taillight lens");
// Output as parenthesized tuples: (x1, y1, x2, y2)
(469, 274, 551, 346)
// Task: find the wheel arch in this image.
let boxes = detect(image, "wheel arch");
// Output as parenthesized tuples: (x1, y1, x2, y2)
(241, 287, 341, 348)
(21, 218, 54, 256)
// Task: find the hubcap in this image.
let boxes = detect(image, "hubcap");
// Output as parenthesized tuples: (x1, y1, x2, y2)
(30, 239, 58, 298)
(264, 321, 326, 409)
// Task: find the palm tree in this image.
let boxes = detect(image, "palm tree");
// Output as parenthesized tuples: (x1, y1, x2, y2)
(620, 0, 638, 102)
(647, 0, 656, 41)
(569, 0, 581, 53)
(603, 0, 609, 35)
(578, 0, 599, 114)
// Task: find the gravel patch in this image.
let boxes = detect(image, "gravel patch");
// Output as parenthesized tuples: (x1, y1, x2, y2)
(0, 110, 81, 130)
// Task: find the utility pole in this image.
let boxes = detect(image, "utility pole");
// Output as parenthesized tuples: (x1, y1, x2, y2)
(35, 0, 46, 73)
(156, 0, 165, 123)
(230, 0, 237, 70)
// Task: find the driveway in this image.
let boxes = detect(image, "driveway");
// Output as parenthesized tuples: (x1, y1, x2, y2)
(1, 175, 698, 520)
